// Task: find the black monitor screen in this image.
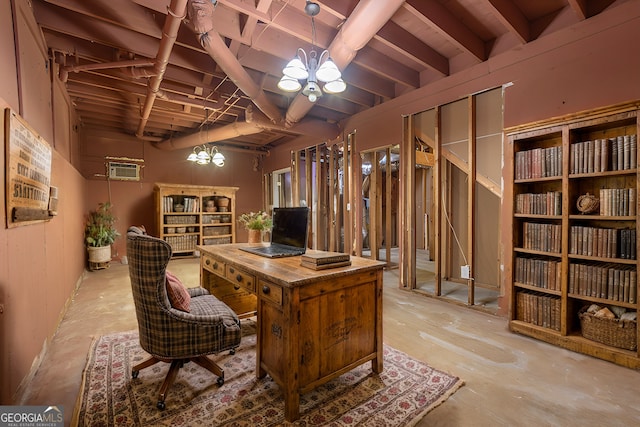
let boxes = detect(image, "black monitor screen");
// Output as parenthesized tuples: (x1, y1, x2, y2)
(271, 207, 309, 249)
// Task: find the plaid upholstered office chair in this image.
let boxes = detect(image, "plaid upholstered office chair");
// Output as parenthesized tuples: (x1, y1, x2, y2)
(126, 227, 241, 409)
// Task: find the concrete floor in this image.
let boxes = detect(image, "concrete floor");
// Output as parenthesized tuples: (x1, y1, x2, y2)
(20, 257, 640, 426)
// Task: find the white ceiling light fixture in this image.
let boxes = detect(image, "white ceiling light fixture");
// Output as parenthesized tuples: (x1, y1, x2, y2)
(277, 1, 346, 102)
(186, 145, 225, 167)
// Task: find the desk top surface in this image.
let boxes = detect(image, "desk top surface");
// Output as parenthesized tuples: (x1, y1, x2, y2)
(197, 244, 385, 287)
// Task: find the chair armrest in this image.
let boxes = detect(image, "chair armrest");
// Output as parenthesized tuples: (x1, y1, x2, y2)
(167, 294, 238, 328)
(187, 287, 209, 297)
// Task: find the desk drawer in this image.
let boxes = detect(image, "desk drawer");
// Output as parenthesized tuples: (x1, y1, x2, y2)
(258, 279, 283, 306)
(226, 265, 256, 292)
(202, 254, 225, 277)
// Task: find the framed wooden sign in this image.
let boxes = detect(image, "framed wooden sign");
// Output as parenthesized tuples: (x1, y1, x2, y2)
(4, 108, 53, 227)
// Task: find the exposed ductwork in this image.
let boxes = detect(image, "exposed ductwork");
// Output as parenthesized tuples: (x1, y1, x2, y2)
(153, 120, 265, 151)
(59, 59, 155, 83)
(154, 0, 403, 151)
(154, 0, 341, 151)
(135, 0, 189, 138)
(154, 104, 341, 151)
(284, 0, 406, 127)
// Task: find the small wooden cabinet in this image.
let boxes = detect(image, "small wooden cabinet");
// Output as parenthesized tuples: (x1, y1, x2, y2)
(506, 102, 639, 368)
(154, 183, 238, 256)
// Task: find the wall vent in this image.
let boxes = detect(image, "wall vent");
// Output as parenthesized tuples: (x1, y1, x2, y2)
(108, 162, 140, 181)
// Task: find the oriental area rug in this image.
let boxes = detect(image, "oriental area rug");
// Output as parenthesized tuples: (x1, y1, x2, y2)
(73, 331, 463, 426)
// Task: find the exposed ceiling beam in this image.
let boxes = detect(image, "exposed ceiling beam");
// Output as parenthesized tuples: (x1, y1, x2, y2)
(376, 21, 449, 76)
(405, 0, 486, 62)
(566, 0, 587, 20)
(484, 0, 530, 44)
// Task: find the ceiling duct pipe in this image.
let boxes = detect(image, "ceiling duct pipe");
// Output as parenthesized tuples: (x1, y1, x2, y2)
(59, 59, 155, 83)
(135, 0, 189, 138)
(153, 120, 266, 151)
(186, 0, 283, 125)
(155, 89, 225, 111)
(154, 104, 340, 151)
(245, 105, 341, 141)
(284, 0, 405, 127)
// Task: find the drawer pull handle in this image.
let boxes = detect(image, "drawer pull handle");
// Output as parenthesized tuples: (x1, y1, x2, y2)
(213, 262, 218, 269)
(234, 284, 241, 291)
(262, 285, 270, 295)
(205, 259, 211, 266)
(236, 274, 243, 282)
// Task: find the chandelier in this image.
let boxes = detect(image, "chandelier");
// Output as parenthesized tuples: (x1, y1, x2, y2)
(186, 145, 225, 167)
(277, 1, 346, 102)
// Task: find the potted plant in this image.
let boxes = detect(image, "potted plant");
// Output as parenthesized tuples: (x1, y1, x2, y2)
(85, 202, 120, 265)
(237, 210, 272, 243)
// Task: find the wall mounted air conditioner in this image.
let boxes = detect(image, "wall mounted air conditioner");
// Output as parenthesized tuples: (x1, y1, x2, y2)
(108, 162, 140, 181)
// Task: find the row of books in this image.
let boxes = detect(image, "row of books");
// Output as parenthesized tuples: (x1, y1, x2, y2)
(570, 226, 636, 259)
(300, 252, 351, 270)
(569, 263, 637, 303)
(598, 188, 636, 216)
(522, 222, 561, 253)
(515, 146, 562, 180)
(570, 134, 637, 174)
(516, 291, 561, 331)
(515, 191, 562, 215)
(162, 196, 200, 213)
(514, 257, 562, 291)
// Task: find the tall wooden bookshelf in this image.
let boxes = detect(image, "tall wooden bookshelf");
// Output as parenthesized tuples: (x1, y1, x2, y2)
(154, 183, 238, 256)
(506, 102, 639, 368)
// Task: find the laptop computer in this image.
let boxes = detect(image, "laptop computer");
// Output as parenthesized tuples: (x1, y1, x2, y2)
(240, 207, 309, 258)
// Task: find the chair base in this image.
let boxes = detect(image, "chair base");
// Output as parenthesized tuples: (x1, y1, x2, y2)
(131, 354, 226, 410)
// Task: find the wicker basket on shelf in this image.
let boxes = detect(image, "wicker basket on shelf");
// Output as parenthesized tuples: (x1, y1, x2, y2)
(578, 306, 637, 350)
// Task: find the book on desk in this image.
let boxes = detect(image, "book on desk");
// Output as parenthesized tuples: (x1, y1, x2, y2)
(300, 252, 351, 270)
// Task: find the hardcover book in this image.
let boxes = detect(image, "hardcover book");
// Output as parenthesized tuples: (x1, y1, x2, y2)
(300, 260, 352, 270)
(301, 251, 351, 265)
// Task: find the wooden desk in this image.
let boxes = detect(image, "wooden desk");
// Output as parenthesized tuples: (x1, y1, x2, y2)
(197, 244, 385, 422)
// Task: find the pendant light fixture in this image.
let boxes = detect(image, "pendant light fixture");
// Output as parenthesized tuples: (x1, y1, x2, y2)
(277, 1, 346, 102)
(186, 145, 225, 167)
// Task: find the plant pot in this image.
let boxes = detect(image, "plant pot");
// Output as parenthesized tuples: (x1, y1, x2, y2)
(87, 245, 112, 263)
(247, 229, 262, 243)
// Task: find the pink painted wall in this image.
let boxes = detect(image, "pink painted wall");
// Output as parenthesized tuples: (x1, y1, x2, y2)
(81, 135, 264, 255)
(0, 0, 86, 404)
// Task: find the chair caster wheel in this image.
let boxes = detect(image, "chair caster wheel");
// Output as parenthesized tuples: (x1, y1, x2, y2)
(157, 401, 166, 410)
(132, 370, 139, 379)
(229, 348, 236, 355)
(217, 376, 224, 386)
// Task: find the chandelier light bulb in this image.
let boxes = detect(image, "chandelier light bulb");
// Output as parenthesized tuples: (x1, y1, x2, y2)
(212, 152, 225, 167)
(277, 75, 302, 92)
(323, 78, 346, 94)
(282, 54, 308, 80)
(316, 57, 341, 82)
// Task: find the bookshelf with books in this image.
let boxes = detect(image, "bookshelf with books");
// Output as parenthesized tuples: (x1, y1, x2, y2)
(154, 183, 238, 256)
(506, 102, 639, 368)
